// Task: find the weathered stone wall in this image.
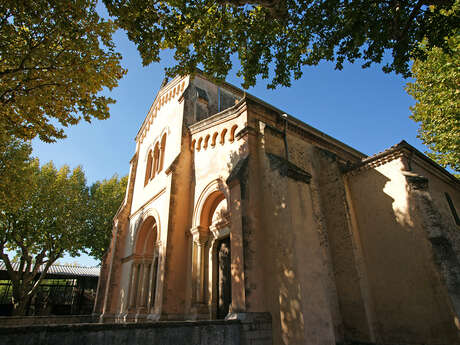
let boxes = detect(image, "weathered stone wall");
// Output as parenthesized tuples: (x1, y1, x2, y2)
(250, 115, 339, 345)
(0, 319, 272, 345)
(160, 126, 193, 319)
(346, 158, 460, 344)
(311, 147, 373, 343)
(408, 158, 460, 335)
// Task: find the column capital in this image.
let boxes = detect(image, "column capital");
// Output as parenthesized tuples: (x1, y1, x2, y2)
(190, 226, 209, 245)
(209, 221, 230, 239)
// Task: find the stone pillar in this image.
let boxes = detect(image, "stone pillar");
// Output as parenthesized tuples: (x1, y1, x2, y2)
(147, 245, 160, 314)
(100, 220, 125, 321)
(227, 181, 246, 314)
(190, 226, 210, 316)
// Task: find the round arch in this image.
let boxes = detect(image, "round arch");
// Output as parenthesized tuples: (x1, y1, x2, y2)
(134, 208, 161, 246)
(134, 216, 157, 256)
(128, 208, 162, 315)
(192, 179, 229, 229)
(190, 179, 232, 319)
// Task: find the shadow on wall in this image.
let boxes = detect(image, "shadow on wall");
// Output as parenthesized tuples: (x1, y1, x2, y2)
(347, 166, 460, 344)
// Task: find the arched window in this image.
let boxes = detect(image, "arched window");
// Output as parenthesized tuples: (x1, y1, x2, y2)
(159, 134, 167, 171)
(229, 125, 238, 143)
(145, 151, 153, 186)
(128, 216, 159, 312)
(197, 137, 203, 151)
(220, 129, 227, 145)
(153, 142, 160, 178)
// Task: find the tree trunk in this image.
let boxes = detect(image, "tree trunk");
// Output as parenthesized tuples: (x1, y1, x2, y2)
(12, 293, 31, 316)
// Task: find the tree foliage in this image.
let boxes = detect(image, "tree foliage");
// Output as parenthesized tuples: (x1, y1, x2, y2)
(406, 2, 459, 174)
(0, 0, 126, 142)
(0, 129, 34, 213)
(86, 175, 128, 261)
(0, 133, 127, 314)
(103, 0, 455, 89)
(0, 151, 89, 315)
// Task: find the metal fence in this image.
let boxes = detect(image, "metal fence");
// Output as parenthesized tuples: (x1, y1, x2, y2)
(0, 277, 97, 316)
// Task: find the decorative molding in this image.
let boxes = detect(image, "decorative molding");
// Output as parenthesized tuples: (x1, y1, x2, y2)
(121, 254, 154, 264)
(129, 188, 166, 219)
(136, 76, 187, 143)
(244, 96, 364, 162)
(115, 152, 138, 221)
(190, 226, 210, 245)
(192, 179, 230, 228)
(209, 222, 230, 240)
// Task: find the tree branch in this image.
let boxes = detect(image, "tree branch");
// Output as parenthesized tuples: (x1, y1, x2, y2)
(28, 250, 61, 298)
(397, 0, 425, 41)
(0, 250, 17, 282)
(0, 81, 63, 105)
(0, 50, 78, 77)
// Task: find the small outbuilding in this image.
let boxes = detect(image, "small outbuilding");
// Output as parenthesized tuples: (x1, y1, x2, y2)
(0, 263, 99, 316)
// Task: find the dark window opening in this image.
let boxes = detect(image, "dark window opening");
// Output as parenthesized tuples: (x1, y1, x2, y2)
(445, 192, 460, 226)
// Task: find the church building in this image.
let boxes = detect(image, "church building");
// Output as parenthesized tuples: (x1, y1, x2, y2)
(94, 73, 460, 345)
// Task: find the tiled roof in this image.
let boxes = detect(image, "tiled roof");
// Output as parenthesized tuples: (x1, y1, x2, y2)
(0, 262, 100, 277)
(359, 140, 410, 165)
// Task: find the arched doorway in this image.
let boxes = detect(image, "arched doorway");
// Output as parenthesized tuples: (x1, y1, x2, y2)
(128, 216, 160, 315)
(190, 182, 231, 319)
(216, 236, 231, 319)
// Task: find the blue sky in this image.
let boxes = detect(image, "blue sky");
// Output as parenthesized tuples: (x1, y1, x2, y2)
(32, 18, 424, 266)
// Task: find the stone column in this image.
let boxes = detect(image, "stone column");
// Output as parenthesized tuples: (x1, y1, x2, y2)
(189, 226, 211, 318)
(140, 262, 150, 308)
(129, 263, 138, 308)
(146, 251, 156, 312)
(227, 181, 246, 314)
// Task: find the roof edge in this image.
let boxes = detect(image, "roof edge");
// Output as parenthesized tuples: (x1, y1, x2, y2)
(347, 140, 459, 186)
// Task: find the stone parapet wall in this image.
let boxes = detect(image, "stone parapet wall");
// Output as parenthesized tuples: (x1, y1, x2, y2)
(0, 315, 95, 327)
(0, 318, 271, 345)
(231, 312, 272, 345)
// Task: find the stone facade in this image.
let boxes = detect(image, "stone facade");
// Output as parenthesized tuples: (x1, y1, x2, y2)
(95, 73, 460, 345)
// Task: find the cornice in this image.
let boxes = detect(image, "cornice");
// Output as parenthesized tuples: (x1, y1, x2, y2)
(243, 96, 365, 163)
